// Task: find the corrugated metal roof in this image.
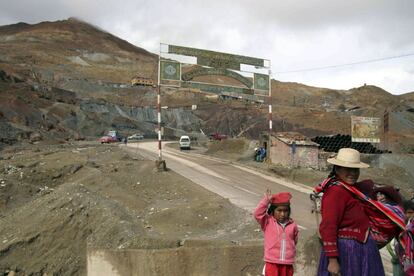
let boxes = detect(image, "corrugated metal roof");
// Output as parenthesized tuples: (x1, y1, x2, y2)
(272, 132, 319, 146)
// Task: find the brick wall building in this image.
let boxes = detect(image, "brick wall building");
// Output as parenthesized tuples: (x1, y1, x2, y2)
(267, 132, 320, 169)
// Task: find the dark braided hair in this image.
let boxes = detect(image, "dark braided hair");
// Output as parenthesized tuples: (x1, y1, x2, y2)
(267, 204, 291, 215)
(327, 165, 337, 178)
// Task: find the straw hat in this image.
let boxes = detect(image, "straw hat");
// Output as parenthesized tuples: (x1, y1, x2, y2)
(327, 148, 369, 168)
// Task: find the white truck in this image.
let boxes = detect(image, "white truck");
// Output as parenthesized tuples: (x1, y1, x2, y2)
(179, 135, 191, 150)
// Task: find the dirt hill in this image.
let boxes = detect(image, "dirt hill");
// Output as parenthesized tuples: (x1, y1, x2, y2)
(0, 18, 157, 84)
(0, 143, 260, 275)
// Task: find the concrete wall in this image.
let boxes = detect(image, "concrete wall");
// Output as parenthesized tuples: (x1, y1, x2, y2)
(377, 154, 414, 179)
(270, 138, 319, 169)
(295, 146, 319, 169)
(87, 241, 264, 276)
(87, 239, 321, 276)
(270, 138, 292, 167)
(87, 237, 391, 276)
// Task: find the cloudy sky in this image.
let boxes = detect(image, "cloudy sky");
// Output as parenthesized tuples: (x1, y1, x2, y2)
(1, 0, 414, 94)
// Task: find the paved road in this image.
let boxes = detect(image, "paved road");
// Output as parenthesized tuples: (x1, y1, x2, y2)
(127, 141, 316, 235)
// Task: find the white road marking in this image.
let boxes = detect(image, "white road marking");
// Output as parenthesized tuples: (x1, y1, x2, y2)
(164, 145, 314, 194)
(231, 164, 313, 194)
(233, 186, 260, 196)
(161, 151, 230, 181)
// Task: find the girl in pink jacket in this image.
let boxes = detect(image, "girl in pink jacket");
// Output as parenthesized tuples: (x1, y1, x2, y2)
(254, 190, 299, 276)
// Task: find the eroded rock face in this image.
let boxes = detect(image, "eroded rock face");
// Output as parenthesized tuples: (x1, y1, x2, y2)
(29, 132, 42, 143)
(0, 122, 21, 148)
(73, 132, 85, 141)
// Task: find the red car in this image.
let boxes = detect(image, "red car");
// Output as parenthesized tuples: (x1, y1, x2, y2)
(99, 136, 118, 144)
(209, 133, 228, 141)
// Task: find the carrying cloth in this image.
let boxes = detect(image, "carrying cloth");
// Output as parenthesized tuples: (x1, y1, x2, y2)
(314, 178, 406, 246)
(399, 219, 414, 273)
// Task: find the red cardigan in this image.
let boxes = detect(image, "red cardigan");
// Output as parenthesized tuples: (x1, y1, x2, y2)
(319, 184, 370, 257)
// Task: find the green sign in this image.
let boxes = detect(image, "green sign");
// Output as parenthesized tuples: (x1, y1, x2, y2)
(254, 90, 269, 96)
(197, 57, 240, 70)
(254, 73, 269, 91)
(168, 45, 265, 68)
(160, 61, 181, 81)
(221, 91, 265, 103)
(182, 67, 253, 88)
(181, 82, 252, 95)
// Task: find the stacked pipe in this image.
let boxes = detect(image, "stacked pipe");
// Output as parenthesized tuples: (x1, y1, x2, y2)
(311, 134, 389, 154)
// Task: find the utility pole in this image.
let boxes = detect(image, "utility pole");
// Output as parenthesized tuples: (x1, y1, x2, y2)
(156, 47, 166, 171)
(268, 67, 272, 164)
(383, 109, 389, 151)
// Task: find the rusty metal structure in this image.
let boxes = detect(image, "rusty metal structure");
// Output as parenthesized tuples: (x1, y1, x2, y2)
(130, 76, 156, 87)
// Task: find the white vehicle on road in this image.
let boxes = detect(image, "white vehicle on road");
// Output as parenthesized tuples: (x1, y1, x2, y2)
(179, 135, 191, 150)
(128, 133, 144, 141)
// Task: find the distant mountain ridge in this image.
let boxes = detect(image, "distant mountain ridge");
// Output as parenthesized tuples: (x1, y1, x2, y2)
(0, 18, 413, 152)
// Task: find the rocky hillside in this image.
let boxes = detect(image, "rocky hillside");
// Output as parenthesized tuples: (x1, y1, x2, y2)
(0, 18, 157, 83)
(0, 18, 413, 152)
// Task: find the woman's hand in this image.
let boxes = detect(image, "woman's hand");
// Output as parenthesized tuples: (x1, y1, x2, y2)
(327, 258, 341, 275)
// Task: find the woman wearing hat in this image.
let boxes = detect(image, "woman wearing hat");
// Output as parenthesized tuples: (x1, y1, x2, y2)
(315, 148, 385, 276)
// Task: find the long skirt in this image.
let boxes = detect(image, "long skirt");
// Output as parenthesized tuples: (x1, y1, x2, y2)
(264, 262, 294, 276)
(317, 236, 385, 276)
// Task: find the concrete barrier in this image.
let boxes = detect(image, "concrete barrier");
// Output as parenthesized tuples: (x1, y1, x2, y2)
(87, 236, 391, 275)
(87, 241, 264, 276)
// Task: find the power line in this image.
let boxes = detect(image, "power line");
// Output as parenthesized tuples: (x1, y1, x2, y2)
(274, 52, 414, 74)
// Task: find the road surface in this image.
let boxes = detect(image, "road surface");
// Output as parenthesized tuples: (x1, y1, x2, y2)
(127, 141, 316, 234)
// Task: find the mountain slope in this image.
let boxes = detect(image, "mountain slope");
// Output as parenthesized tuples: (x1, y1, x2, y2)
(0, 18, 413, 152)
(0, 18, 157, 85)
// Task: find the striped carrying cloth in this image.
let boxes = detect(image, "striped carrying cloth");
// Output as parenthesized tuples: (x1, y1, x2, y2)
(315, 177, 414, 272)
(399, 219, 414, 274)
(314, 177, 414, 276)
(314, 178, 405, 245)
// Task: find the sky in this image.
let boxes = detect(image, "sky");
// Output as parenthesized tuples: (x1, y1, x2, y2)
(1, 0, 414, 95)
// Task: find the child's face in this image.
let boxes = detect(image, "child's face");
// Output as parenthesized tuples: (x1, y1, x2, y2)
(273, 205, 290, 223)
(376, 192, 386, 203)
(406, 208, 414, 221)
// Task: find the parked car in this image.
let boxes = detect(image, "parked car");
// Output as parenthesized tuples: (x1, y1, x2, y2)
(99, 135, 118, 144)
(179, 135, 191, 150)
(107, 130, 124, 142)
(128, 134, 144, 141)
(209, 132, 228, 141)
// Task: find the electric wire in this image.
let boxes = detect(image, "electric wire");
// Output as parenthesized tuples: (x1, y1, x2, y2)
(274, 52, 414, 74)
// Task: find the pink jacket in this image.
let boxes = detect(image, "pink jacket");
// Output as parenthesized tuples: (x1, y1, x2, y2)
(254, 196, 299, 265)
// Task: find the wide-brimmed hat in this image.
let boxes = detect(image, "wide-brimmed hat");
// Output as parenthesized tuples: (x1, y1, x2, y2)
(374, 185, 402, 205)
(327, 148, 369, 168)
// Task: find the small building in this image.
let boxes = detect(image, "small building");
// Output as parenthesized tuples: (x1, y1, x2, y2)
(262, 132, 320, 169)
